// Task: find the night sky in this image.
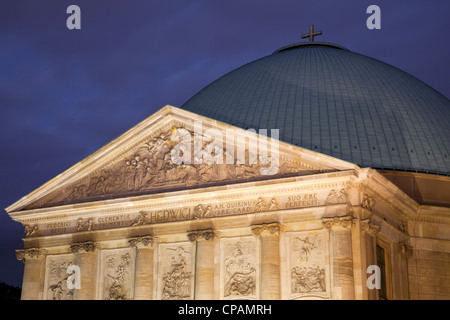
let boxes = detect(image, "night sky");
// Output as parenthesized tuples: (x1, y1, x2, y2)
(1, 1, 449, 288)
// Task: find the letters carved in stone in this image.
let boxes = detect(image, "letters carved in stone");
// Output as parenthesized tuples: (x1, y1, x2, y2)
(223, 239, 257, 298)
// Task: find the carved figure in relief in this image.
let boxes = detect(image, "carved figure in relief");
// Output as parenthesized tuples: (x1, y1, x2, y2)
(224, 242, 256, 297)
(104, 253, 131, 300)
(24, 224, 39, 238)
(291, 265, 326, 293)
(294, 236, 317, 262)
(76, 217, 94, 232)
(362, 193, 375, 211)
(337, 188, 347, 203)
(291, 235, 326, 295)
(162, 247, 191, 300)
(131, 211, 148, 227)
(267, 198, 278, 210)
(193, 204, 204, 219)
(67, 185, 87, 200)
(47, 260, 75, 300)
(61, 126, 306, 204)
(254, 197, 266, 213)
(325, 189, 338, 205)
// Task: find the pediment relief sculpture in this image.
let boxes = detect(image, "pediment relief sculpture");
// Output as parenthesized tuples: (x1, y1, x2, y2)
(31, 124, 332, 208)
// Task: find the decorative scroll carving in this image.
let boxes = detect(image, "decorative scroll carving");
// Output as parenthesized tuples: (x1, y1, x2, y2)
(16, 248, 47, 262)
(160, 245, 193, 300)
(45, 256, 76, 300)
(187, 229, 216, 242)
(102, 251, 134, 300)
(289, 232, 327, 297)
(361, 193, 375, 211)
(70, 241, 99, 254)
(325, 188, 347, 205)
(251, 222, 282, 236)
(224, 240, 257, 297)
(24, 224, 39, 238)
(322, 216, 353, 229)
(128, 235, 155, 247)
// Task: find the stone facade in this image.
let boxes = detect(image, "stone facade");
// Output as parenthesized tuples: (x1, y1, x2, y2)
(7, 106, 450, 300)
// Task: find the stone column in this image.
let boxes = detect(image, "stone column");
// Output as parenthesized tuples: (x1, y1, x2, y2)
(322, 216, 355, 300)
(16, 248, 47, 300)
(251, 222, 282, 300)
(129, 236, 156, 300)
(70, 241, 99, 300)
(188, 229, 216, 300)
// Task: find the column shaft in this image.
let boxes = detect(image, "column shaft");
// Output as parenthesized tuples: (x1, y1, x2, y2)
(332, 227, 355, 299)
(260, 234, 281, 300)
(134, 246, 154, 300)
(195, 239, 215, 300)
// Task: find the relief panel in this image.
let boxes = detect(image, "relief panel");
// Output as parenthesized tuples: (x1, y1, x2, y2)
(220, 236, 260, 300)
(157, 242, 195, 300)
(99, 248, 136, 300)
(43, 254, 76, 300)
(286, 230, 330, 299)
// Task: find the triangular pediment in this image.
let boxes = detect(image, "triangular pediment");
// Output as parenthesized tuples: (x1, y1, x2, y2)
(6, 105, 356, 212)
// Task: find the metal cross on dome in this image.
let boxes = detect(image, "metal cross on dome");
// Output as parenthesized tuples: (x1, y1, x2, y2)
(301, 24, 322, 42)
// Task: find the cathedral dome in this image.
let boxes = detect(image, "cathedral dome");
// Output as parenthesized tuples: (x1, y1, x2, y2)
(182, 42, 450, 176)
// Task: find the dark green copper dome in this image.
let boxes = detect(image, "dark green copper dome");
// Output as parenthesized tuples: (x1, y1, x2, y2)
(181, 42, 450, 175)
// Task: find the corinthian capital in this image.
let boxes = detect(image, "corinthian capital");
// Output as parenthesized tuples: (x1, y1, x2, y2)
(322, 216, 353, 229)
(128, 235, 155, 248)
(70, 241, 99, 253)
(251, 222, 283, 236)
(16, 248, 48, 262)
(187, 229, 217, 242)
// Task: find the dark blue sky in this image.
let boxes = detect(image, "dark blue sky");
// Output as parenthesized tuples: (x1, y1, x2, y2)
(1, 0, 449, 288)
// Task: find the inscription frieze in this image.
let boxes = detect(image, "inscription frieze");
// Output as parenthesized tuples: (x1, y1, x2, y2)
(26, 190, 345, 237)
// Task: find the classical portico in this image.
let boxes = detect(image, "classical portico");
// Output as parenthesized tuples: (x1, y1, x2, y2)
(7, 105, 449, 300)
